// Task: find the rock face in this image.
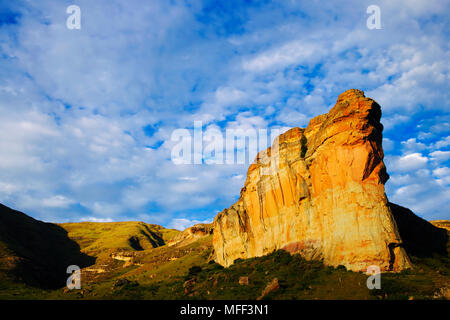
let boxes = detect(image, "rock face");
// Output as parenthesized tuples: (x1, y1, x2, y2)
(168, 223, 213, 247)
(213, 89, 413, 272)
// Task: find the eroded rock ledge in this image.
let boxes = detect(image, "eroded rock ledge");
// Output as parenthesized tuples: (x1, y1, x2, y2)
(213, 89, 413, 272)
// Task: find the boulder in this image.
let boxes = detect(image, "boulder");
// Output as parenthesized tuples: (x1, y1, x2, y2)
(239, 276, 249, 285)
(257, 278, 279, 300)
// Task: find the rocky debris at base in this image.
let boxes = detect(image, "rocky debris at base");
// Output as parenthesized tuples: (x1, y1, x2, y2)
(257, 278, 279, 300)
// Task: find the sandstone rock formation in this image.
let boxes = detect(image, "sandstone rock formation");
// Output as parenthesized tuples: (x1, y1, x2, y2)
(168, 223, 213, 247)
(213, 89, 413, 272)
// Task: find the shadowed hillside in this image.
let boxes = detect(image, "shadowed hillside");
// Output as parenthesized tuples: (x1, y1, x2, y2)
(0, 204, 95, 289)
(389, 203, 448, 257)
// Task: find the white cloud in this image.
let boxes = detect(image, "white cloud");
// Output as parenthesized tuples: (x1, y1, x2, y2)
(430, 150, 450, 162)
(433, 167, 450, 178)
(401, 138, 427, 153)
(42, 195, 75, 208)
(432, 136, 450, 149)
(87, 202, 124, 217)
(81, 217, 114, 223)
(276, 110, 309, 127)
(418, 131, 433, 140)
(0, 182, 20, 195)
(243, 41, 324, 72)
(215, 87, 248, 106)
(167, 218, 212, 231)
(179, 177, 198, 181)
(387, 153, 428, 172)
(386, 168, 449, 220)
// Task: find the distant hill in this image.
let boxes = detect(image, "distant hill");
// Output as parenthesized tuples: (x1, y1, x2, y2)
(59, 221, 179, 259)
(431, 220, 450, 232)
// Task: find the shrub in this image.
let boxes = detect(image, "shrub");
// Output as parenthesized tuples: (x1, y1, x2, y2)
(188, 266, 202, 276)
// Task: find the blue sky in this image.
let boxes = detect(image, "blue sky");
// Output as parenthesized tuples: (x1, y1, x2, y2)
(0, 0, 449, 229)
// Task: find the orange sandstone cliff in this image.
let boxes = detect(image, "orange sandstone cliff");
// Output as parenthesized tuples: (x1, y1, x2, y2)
(213, 89, 413, 272)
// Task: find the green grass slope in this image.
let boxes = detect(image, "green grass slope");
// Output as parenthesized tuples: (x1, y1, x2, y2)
(48, 245, 449, 300)
(59, 221, 179, 259)
(180, 249, 449, 300)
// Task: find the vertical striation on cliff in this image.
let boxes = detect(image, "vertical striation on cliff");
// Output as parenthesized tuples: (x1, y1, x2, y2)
(213, 89, 413, 272)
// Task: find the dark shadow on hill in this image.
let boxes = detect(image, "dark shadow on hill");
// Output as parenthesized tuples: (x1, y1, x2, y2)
(389, 202, 448, 257)
(0, 203, 95, 289)
(142, 224, 165, 247)
(128, 236, 144, 250)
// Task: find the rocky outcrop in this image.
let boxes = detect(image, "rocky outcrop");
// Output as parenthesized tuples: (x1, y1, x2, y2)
(168, 223, 213, 247)
(430, 220, 450, 232)
(257, 278, 279, 300)
(213, 89, 414, 272)
(111, 252, 135, 262)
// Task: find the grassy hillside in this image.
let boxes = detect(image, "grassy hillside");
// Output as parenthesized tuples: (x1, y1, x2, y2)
(0, 204, 179, 291)
(431, 220, 450, 231)
(59, 221, 179, 258)
(1, 232, 214, 300)
(185, 249, 449, 300)
(40, 244, 448, 300)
